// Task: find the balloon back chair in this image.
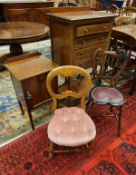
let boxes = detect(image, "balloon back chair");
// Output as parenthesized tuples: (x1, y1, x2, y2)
(46, 65, 96, 157)
(86, 48, 127, 137)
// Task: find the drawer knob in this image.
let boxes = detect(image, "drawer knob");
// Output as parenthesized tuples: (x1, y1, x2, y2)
(81, 41, 86, 44)
(80, 51, 85, 55)
(26, 91, 32, 100)
(83, 29, 89, 33)
(103, 27, 107, 30)
(99, 36, 105, 40)
(79, 63, 83, 67)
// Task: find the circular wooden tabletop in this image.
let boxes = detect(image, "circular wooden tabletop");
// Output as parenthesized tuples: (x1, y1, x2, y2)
(0, 22, 49, 44)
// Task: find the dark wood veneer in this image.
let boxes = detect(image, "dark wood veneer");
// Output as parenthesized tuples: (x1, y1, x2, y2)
(0, 1, 54, 25)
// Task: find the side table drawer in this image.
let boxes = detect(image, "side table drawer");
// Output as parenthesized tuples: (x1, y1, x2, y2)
(76, 22, 112, 37)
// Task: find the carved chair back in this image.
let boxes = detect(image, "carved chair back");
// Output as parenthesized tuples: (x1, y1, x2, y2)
(121, 5, 136, 16)
(92, 48, 128, 87)
(106, 3, 120, 14)
(46, 65, 92, 112)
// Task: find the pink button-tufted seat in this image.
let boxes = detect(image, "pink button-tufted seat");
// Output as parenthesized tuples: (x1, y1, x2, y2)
(91, 87, 125, 106)
(48, 107, 96, 147)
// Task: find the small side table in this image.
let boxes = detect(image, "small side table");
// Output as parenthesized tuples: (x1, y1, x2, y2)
(5, 53, 59, 129)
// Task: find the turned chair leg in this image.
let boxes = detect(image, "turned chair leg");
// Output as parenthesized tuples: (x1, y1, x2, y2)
(86, 99, 94, 117)
(49, 141, 54, 158)
(118, 106, 122, 137)
(129, 69, 136, 96)
(109, 105, 113, 112)
(86, 141, 94, 155)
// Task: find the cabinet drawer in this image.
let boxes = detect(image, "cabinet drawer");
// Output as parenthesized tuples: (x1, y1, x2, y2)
(74, 43, 106, 59)
(75, 33, 108, 49)
(76, 22, 112, 37)
(73, 43, 106, 68)
(72, 56, 91, 69)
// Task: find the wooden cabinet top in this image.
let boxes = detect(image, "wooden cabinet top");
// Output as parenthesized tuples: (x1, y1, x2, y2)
(48, 10, 116, 22)
(5, 53, 58, 80)
(0, 0, 54, 4)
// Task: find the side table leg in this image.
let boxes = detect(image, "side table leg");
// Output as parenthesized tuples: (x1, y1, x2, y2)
(28, 111, 35, 130)
(18, 101, 24, 115)
(129, 70, 136, 96)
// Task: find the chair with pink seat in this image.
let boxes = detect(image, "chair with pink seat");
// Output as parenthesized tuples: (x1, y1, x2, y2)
(46, 65, 96, 157)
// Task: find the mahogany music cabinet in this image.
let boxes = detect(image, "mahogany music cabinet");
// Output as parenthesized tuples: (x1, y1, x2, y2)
(5, 53, 58, 129)
(48, 10, 116, 68)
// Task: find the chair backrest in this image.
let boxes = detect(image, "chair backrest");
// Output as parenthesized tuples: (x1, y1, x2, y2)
(46, 65, 92, 112)
(92, 48, 128, 87)
(106, 3, 120, 14)
(115, 16, 135, 25)
(122, 5, 136, 16)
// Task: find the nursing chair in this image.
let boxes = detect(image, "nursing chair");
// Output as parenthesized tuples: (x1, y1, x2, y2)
(87, 48, 126, 137)
(121, 5, 136, 16)
(46, 66, 96, 157)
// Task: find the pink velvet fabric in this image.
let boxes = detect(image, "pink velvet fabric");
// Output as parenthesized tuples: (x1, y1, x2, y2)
(91, 87, 124, 105)
(48, 107, 96, 147)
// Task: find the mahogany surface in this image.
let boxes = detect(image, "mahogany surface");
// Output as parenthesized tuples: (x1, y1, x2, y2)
(0, 22, 49, 67)
(48, 10, 115, 68)
(0, 22, 49, 43)
(5, 53, 58, 129)
(112, 24, 136, 43)
(112, 24, 136, 95)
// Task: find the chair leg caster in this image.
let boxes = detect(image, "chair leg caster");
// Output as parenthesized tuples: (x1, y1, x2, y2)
(86, 141, 93, 155)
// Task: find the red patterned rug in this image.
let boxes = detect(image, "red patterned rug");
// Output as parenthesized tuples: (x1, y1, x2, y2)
(0, 82, 136, 175)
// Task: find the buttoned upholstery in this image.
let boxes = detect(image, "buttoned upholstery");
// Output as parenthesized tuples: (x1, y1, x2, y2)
(46, 65, 96, 157)
(48, 107, 96, 147)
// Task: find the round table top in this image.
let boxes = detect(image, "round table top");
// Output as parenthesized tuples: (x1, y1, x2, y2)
(0, 22, 49, 44)
(112, 24, 136, 40)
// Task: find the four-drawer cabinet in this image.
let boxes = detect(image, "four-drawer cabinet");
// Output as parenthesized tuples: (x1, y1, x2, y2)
(48, 10, 115, 68)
